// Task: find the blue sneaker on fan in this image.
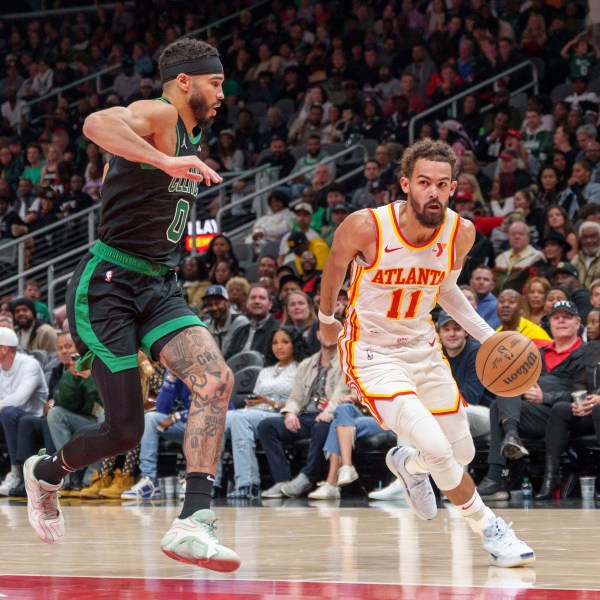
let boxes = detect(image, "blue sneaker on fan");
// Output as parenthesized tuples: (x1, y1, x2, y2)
(120, 475, 161, 500)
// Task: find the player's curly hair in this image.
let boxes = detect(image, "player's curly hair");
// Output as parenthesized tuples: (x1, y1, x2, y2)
(400, 138, 458, 180)
(158, 38, 219, 84)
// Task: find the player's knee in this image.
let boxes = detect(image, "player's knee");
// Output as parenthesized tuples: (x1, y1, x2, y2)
(110, 419, 144, 453)
(452, 436, 476, 466)
(419, 437, 455, 473)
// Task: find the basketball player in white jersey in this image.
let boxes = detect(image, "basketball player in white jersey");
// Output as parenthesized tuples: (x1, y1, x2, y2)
(319, 139, 535, 568)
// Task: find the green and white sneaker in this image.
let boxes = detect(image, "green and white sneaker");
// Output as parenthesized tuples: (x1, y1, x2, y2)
(160, 509, 241, 572)
(23, 450, 64, 544)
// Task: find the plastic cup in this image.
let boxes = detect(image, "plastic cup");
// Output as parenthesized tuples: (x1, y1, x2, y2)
(580, 476, 596, 500)
(572, 391, 587, 410)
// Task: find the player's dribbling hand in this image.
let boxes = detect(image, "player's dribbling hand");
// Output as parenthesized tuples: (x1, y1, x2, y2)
(161, 155, 223, 186)
(320, 321, 342, 346)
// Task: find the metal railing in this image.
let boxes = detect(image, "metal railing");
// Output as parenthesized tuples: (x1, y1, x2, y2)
(216, 143, 370, 240)
(1, 2, 133, 20)
(408, 60, 539, 144)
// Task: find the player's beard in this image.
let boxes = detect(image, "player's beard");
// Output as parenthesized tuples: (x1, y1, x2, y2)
(409, 195, 446, 228)
(189, 86, 214, 130)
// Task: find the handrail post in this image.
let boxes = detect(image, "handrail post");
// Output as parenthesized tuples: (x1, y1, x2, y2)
(47, 265, 55, 315)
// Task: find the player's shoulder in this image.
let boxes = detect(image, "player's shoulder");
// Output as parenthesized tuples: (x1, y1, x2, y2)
(128, 98, 178, 124)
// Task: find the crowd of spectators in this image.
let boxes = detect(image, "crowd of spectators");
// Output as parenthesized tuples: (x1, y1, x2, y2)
(2, 0, 600, 501)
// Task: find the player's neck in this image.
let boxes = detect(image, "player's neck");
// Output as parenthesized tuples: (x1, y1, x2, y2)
(397, 203, 440, 245)
(162, 92, 196, 135)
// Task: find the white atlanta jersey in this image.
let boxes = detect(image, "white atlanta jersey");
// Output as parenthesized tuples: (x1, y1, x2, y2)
(342, 201, 460, 347)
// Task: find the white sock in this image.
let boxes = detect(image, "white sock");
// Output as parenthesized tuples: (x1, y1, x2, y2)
(459, 490, 495, 535)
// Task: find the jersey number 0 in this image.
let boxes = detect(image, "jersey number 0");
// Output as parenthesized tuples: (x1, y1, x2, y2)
(166, 198, 190, 243)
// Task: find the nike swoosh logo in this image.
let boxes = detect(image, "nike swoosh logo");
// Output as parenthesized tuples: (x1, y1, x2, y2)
(384, 245, 403, 253)
(428, 338, 436, 347)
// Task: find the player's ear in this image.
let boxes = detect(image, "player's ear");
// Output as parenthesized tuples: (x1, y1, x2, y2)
(450, 180, 458, 195)
(400, 176, 410, 194)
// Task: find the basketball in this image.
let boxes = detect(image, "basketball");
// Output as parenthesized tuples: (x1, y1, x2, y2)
(475, 331, 542, 397)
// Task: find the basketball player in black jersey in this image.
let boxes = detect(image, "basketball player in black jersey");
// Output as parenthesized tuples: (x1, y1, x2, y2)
(23, 38, 241, 572)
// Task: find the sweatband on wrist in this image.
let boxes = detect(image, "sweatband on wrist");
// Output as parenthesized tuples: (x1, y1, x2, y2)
(318, 309, 336, 324)
(160, 56, 224, 83)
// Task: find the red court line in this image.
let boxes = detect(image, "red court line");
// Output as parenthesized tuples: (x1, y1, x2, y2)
(2, 576, 600, 600)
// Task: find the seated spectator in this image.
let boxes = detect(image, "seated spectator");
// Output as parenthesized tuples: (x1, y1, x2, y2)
(536, 307, 600, 500)
(258, 108, 289, 152)
(247, 190, 294, 250)
(437, 120, 474, 166)
(497, 150, 532, 200)
(308, 396, 384, 500)
(278, 202, 322, 265)
(495, 289, 552, 347)
(0, 193, 25, 280)
(45, 332, 104, 497)
(29, 188, 60, 260)
(13, 176, 39, 224)
(513, 188, 545, 247)
(218, 326, 308, 499)
(201, 234, 241, 279)
(475, 109, 511, 164)
(540, 285, 572, 336)
(537, 166, 576, 217)
(321, 202, 351, 247)
(522, 108, 552, 164)
(470, 266, 500, 329)
(494, 221, 545, 294)
(225, 284, 281, 360)
(282, 231, 329, 276)
(0, 328, 47, 495)
(351, 160, 382, 211)
(257, 136, 296, 179)
(23, 278, 51, 324)
(297, 251, 321, 298)
(289, 135, 331, 195)
(477, 300, 583, 501)
(226, 277, 250, 314)
(258, 332, 348, 499)
(572, 221, 600, 289)
(120, 370, 188, 500)
(212, 129, 246, 173)
(283, 290, 319, 354)
(566, 159, 600, 208)
(288, 103, 324, 147)
(544, 205, 578, 261)
(549, 261, 593, 323)
(437, 311, 494, 438)
(10, 297, 57, 356)
(522, 277, 551, 327)
(210, 257, 237, 287)
(179, 255, 210, 307)
(201, 285, 249, 358)
(560, 30, 600, 81)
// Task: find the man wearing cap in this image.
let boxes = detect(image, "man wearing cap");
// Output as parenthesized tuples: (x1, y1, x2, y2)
(278, 201, 326, 266)
(202, 285, 248, 358)
(571, 221, 600, 289)
(477, 300, 584, 501)
(21, 38, 241, 570)
(539, 231, 572, 280)
(550, 260, 593, 323)
(11, 297, 57, 356)
(322, 202, 351, 247)
(437, 311, 494, 438)
(0, 327, 48, 496)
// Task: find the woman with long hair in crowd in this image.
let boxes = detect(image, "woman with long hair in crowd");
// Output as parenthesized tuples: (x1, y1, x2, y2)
(218, 326, 309, 499)
(537, 165, 571, 212)
(543, 204, 578, 260)
(522, 277, 551, 326)
(202, 234, 240, 276)
(282, 289, 319, 354)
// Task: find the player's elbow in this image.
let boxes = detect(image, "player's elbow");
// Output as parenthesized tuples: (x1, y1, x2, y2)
(83, 113, 104, 141)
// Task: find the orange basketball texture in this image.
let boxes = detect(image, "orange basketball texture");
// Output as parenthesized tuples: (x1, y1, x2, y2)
(475, 331, 542, 397)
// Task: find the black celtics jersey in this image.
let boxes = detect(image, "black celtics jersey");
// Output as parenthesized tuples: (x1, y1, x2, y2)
(98, 98, 201, 267)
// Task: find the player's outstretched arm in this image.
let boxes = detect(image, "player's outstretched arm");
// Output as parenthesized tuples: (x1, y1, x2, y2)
(83, 101, 222, 185)
(319, 210, 375, 343)
(438, 217, 495, 343)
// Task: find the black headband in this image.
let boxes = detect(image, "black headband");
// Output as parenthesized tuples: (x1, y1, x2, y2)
(160, 56, 224, 84)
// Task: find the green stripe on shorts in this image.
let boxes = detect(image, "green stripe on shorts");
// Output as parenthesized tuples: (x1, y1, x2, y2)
(73, 256, 139, 373)
(140, 315, 206, 357)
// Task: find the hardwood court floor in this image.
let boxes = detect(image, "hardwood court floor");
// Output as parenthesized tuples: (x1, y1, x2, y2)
(1, 496, 600, 599)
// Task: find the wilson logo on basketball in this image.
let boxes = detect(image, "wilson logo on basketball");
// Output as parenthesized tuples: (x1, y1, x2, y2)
(502, 351, 539, 384)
